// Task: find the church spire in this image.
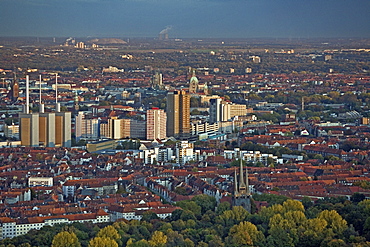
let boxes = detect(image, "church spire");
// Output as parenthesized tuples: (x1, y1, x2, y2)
(239, 158, 246, 188)
(234, 167, 238, 195)
(245, 164, 250, 196)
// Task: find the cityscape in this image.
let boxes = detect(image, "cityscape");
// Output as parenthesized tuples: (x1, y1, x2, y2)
(0, 1, 370, 244)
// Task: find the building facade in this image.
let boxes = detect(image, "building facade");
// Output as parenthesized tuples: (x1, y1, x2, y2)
(146, 108, 166, 140)
(166, 90, 190, 139)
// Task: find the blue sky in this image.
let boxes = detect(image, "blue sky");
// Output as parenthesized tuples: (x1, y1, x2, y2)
(1, 0, 369, 38)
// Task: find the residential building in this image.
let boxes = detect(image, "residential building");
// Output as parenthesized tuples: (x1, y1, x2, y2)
(75, 112, 100, 141)
(166, 90, 190, 139)
(146, 108, 166, 140)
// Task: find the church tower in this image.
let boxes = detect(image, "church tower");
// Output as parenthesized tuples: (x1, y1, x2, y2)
(74, 91, 79, 113)
(233, 159, 251, 212)
(189, 69, 198, 94)
(11, 71, 19, 101)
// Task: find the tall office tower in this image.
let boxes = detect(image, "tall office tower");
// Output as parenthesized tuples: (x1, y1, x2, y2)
(146, 108, 167, 140)
(39, 112, 55, 147)
(209, 98, 222, 124)
(55, 112, 72, 147)
(166, 90, 190, 139)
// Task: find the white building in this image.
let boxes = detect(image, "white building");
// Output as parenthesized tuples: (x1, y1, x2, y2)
(0, 210, 109, 239)
(28, 177, 53, 187)
(176, 141, 194, 165)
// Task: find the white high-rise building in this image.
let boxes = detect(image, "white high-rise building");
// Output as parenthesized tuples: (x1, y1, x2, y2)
(146, 108, 166, 140)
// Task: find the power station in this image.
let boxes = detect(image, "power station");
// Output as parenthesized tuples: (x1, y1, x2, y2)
(19, 74, 71, 147)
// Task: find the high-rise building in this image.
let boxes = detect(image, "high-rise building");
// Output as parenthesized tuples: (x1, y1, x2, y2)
(146, 108, 166, 140)
(209, 98, 247, 124)
(209, 98, 223, 124)
(106, 117, 145, 140)
(152, 72, 163, 90)
(166, 90, 190, 139)
(130, 119, 146, 139)
(75, 112, 100, 141)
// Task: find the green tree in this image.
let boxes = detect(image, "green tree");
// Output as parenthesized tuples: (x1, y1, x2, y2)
(219, 206, 250, 223)
(51, 231, 81, 247)
(318, 210, 348, 235)
(266, 226, 295, 247)
(216, 201, 231, 215)
(142, 211, 159, 222)
(227, 221, 265, 246)
(176, 201, 201, 217)
(298, 218, 328, 247)
(88, 237, 118, 247)
(148, 231, 167, 247)
(191, 194, 217, 214)
(97, 225, 120, 243)
(282, 199, 305, 213)
(301, 197, 313, 209)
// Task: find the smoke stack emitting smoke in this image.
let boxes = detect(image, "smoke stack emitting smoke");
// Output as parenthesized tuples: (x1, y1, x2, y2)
(160, 26, 172, 34)
(159, 26, 172, 40)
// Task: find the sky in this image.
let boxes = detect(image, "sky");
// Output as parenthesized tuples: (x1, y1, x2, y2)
(1, 0, 369, 38)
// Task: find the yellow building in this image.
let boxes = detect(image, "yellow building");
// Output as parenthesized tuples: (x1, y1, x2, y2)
(86, 139, 116, 153)
(166, 90, 190, 139)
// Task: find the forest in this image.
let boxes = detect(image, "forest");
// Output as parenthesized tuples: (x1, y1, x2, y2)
(1, 193, 370, 247)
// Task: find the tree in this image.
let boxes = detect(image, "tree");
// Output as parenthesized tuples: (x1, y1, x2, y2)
(176, 201, 202, 217)
(88, 237, 118, 247)
(227, 221, 265, 246)
(97, 225, 120, 243)
(142, 211, 159, 222)
(216, 201, 231, 215)
(220, 206, 250, 224)
(298, 218, 328, 247)
(282, 199, 305, 213)
(148, 231, 167, 247)
(266, 226, 295, 247)
(318, 210, 348, 235)
(191, 194, 217, 214)
(51, 231, 81, 247)
(351, 193, 365, 203)
(301, 197, 313, 209)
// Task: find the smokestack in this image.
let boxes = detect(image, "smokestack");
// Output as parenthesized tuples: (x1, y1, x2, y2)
(39, 75, 42, 103)
(55, 73, 60, 112)
(25, 75, 30, 114)
(39, 75, 44, 113)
